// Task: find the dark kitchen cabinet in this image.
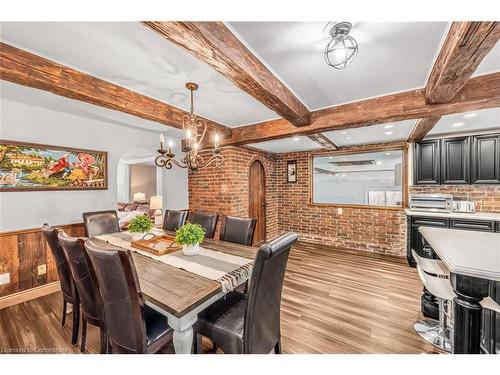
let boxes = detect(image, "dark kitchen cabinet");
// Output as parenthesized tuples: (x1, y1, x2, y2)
(441, 137, 470, 184)
(471, 134, 500, 184)
(414, 140, 440, 185)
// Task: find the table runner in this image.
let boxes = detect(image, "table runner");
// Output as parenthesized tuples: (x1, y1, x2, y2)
(96, 231, 253, 293)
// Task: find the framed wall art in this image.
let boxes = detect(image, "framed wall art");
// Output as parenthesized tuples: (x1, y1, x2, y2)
(0, 140, 107, 191)
(287, 160, 297, 183)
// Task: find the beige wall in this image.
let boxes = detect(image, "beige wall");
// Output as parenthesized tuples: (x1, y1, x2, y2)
(129, 164, 157, 202)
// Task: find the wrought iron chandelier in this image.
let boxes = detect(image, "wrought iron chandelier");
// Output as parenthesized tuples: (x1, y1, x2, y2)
(324, 22, 358, 70)
(155, 82, 224, 172)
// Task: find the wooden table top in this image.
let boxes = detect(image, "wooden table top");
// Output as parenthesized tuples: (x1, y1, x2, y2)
(128, 234, 257, 318)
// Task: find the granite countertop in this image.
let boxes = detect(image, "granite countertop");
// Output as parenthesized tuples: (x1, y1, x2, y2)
(419, 227, 500, 281)
(405, 209, 500, 221)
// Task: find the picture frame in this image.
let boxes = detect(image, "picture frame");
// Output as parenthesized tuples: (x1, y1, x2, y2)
(287, 160, 297, 183)
(0, 139, 108, 192)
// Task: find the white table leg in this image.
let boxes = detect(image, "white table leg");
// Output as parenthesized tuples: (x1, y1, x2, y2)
(173, 325, 194, 354)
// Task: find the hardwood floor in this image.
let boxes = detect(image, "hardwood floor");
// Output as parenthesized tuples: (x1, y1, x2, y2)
(0, 241, 441, 354)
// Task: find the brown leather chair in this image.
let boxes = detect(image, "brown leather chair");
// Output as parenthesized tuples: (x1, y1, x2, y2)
(188, 211, 219, 239)
(82, 210, 120, 238)
(196, 232, 298, 354)
(41, 224, 79, 345)
(84, 239, 173, 354)
(219, 216, 257, 246)
(58, 231, 107, 353)
(162, 209, 188, 232)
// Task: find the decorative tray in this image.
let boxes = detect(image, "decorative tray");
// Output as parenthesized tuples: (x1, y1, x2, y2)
(131, 235, 182, 256)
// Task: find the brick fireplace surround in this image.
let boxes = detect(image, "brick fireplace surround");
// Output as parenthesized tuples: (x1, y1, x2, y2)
(189, 146, 500, 258)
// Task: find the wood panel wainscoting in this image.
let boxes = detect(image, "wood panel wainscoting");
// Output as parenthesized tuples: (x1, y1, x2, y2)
(0, 223, 85, 308)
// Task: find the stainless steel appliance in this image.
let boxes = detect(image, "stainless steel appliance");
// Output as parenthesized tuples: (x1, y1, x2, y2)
(409, 194, 453, 213)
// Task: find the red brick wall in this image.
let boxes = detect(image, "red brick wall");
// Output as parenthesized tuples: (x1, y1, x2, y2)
(409, 185, 500, 213)
(275, 152, 408, 257)
(188, 146, 279, 241)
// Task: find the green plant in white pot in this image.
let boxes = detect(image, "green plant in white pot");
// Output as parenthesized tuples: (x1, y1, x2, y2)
(128, 215, 153, 241)
(175, 222, 205, 256)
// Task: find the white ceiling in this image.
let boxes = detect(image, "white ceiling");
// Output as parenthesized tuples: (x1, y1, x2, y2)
(229, 22, 448, 110)
(428, 108, 500, 137)
(473, 41, 500, 77)
(0, 80, 183, 138)
(0, 22, 278, 127)
(323, 119, 415, 147)
(314, 150, 402, 172)
(247, 135, 322, 153)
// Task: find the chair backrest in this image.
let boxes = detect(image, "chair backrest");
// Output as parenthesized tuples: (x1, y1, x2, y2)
(58, 231, 100, 323)
(41, 224, 73, 300)
(82, 210, 120, 238)
(219, 216, 257, 246)
(244, 232, 298, 353)
(84, 239, 147, 353)
(162, 210, 188, 232)
(188, 211, 219, 239)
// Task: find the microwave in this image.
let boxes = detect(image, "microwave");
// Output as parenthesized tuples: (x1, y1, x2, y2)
(409, 194, 453, 213)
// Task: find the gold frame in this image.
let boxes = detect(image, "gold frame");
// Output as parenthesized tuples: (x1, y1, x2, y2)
(308, 143, 409, 211)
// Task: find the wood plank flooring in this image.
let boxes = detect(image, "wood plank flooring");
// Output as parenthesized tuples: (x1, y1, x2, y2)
(0, 241, 441, 354)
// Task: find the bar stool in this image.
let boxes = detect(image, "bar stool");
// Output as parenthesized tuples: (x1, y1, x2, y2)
(412, 250, 455, 352)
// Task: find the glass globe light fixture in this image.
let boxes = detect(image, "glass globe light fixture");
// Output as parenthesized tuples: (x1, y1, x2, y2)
(324, 22, 358, 70)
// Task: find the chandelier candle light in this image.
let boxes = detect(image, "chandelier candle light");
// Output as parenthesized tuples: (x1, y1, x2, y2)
(155, 82, 224, 172)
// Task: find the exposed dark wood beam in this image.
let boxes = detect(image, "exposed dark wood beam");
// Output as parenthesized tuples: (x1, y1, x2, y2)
(407, 117, 442, 142)
(142, 21, 311, 127)
(306, 133, 338, 150)
(0, 42, 231, 140)
(222, 72, 500, 147)
(426, 22, 500, 104)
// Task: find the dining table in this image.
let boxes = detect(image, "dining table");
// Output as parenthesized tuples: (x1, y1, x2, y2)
(96, 229, 257, 354)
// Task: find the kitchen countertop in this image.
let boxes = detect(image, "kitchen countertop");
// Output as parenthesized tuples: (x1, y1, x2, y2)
(419, 227, 500, 282)
(405, 209, 500, 221)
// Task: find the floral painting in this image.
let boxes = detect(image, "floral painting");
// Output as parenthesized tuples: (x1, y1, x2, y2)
(0, 140, 107, 191)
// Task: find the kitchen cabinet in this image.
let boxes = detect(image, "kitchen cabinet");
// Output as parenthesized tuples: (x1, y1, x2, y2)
(414, 140, 440, 185)
(471, 134, 500, 184)
(441, 137, 470, 184)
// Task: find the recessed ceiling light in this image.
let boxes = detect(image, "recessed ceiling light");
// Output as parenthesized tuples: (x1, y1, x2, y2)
(376, 161, 382, 165)
(293, 136, 300, 141)
(341, 131, 348, 134)
(384, 124, 394, 129)
(346, 136, 352, 140)
(341, 173, 346, 177)
(384, 131, 393, 135)
(385, 152, 392, 155)
(464, 113, 477, 119)
(452, 122, 464, 127)
(328, 156, 334, 159)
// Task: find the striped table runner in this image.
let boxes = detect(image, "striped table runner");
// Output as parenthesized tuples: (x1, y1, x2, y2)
(96, 231, 253, 293)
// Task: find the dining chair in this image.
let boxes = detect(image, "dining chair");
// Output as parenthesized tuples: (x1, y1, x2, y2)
(162, 209, 188, 232)
(219, 216, 257, 246)
(58, 231, 107, 353)
(84, 239, 174, 354)
(82, 210, 120, 238)
(41, 224, 80, 345)
(188, 211, 219, 239)
(196, 232, 298, 354)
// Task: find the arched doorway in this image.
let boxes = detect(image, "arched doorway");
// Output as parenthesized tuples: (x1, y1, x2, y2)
(248, 160, 266, 245)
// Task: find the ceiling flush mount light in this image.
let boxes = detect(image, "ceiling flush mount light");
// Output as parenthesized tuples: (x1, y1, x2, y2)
(155, 82, 223, 172)
(324, 22, 358, 70)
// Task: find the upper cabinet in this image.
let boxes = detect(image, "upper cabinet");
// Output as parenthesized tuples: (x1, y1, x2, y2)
(441, 137, 470, 184)
(414, 140, 440, 185)
(414, 133, 500, 185)
(471, 134, 500, 184)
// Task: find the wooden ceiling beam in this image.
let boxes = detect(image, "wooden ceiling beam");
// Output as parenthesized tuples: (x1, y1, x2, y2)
(222, 72, 500, 147)
(426, 22, 500, 104)
(0, 42, 232, 140)
(142, 21, 311, 127)
(407, 117, 442, 142)
(306, 133, 338, 150)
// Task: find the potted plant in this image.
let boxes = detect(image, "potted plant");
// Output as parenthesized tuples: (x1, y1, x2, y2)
(175, 222, 206, 256)
(128, 215, 153, 241)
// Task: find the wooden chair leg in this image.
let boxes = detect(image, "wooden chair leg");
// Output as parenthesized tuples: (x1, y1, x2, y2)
(99, 329, 108, 354)
(274, 339, 282, 354)
(71, 302, 80, 346)
(80, 317, 87, 353)
(61, 301, 67, 327)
